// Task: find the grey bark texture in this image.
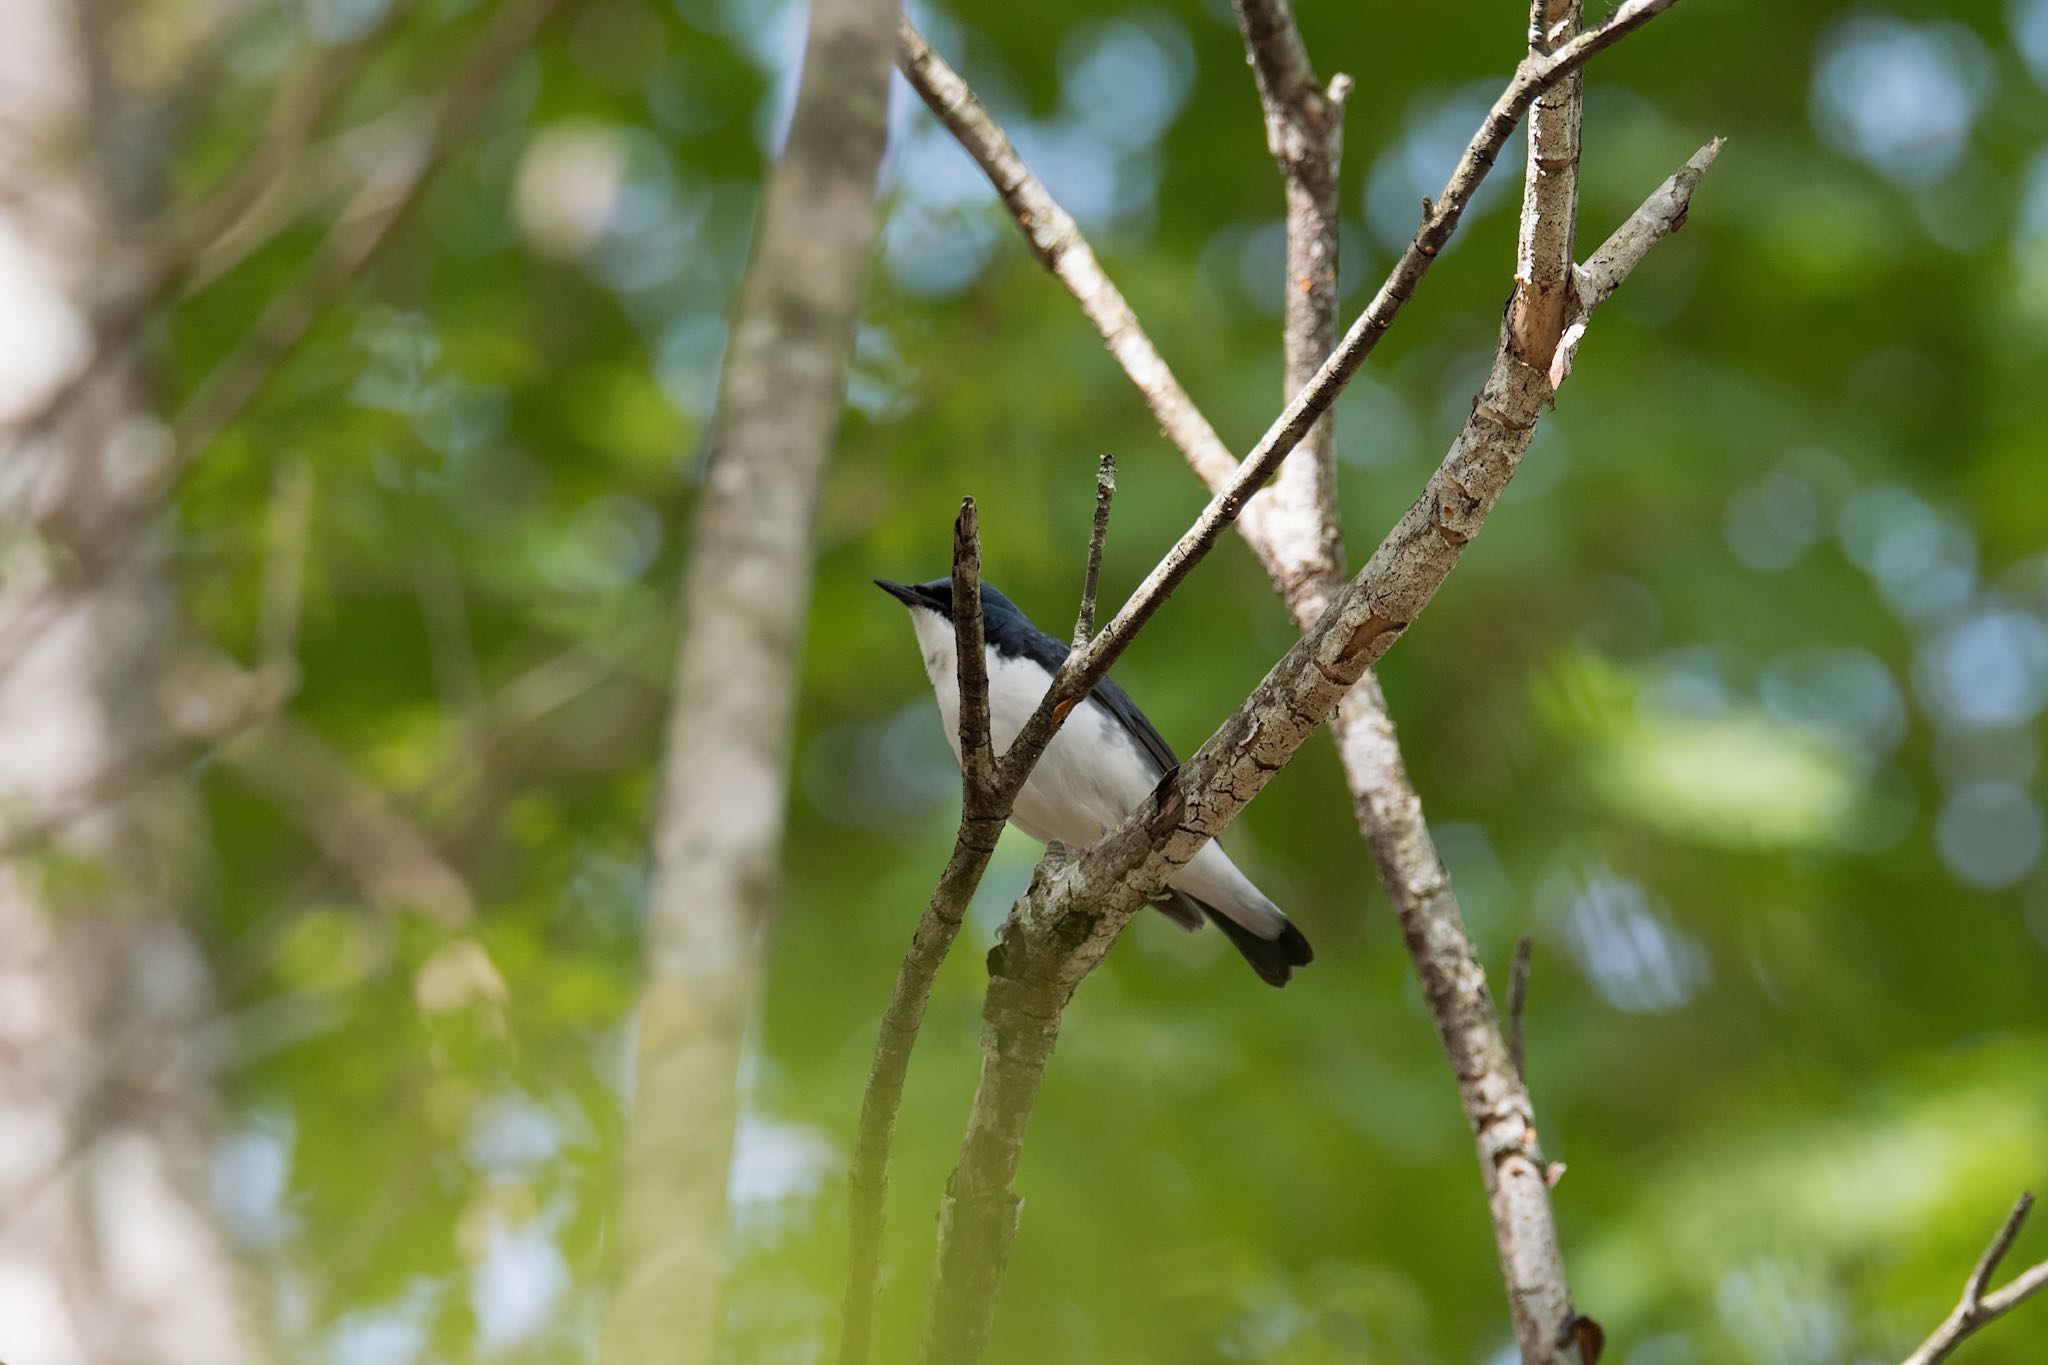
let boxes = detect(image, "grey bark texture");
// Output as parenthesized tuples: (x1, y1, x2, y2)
(599, 0, 897, 1358)
(0, 3, 270, 1363)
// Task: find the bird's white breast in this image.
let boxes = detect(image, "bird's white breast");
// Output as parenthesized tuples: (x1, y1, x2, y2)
(906, 605, 1157, 847)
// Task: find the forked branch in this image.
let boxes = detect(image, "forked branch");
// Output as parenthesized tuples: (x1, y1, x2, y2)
(1902, 1192, 2048, 1365)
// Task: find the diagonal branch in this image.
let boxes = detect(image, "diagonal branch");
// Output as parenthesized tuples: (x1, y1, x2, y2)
(895, 20, 1236, 491)
(917, 147, 1718, 1364)
(1072, 453, 1115, 648)
(1330, 142, 1716, 1365)
(951, 499, 996, 794)
(1903, 1192, 2048, 1365)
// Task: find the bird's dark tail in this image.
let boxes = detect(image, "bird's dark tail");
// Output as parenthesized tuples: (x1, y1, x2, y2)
(1198, 902, 1314, 988)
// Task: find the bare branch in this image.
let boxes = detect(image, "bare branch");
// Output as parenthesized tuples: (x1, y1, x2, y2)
(1509, 0, 1584, 372)
(910, 9, 1715, 1361)
(899, 0, 1684, 674)
(1553, 137, 1722, 385)
(952, 499, 996, 794)
(1073, 453, 1116, 647)
(895, 22, 1236, 492)
(1904, 1192, 2048, 1365)
(1326, 145, 1719, 1365)
(921, 0, 1687, 818)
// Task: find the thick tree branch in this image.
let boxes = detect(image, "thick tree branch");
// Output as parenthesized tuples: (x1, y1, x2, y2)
(907, 7, 1700, 1358)
(918, 148, 1716, 1363)
(1903, 1192, 2048, 1365)
(1330, 143, 1716, 1365)
(601, 0, 897, 1357)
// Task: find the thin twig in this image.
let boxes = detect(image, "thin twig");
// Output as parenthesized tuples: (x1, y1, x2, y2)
(1903, 1192, 2048, 1365)
(1073, 453, 1115, 648)
(1507, 935, 1535, 1078)
(952, 498, 995, 794)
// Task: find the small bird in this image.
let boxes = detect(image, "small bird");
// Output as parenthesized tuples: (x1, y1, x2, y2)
(877, 577, 1314, 986)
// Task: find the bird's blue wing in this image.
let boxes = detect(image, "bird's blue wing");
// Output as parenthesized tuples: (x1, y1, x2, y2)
(1088, 673, 1179, 777)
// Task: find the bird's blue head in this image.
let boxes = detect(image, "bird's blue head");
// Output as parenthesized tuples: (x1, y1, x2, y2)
(873, 578, 1029, 628)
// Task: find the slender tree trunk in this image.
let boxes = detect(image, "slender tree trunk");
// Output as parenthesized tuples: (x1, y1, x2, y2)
(599, 0, 896, 1359)
(0, 4, 267, 1363)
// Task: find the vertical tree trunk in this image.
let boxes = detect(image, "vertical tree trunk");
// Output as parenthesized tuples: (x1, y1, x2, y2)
(599, 0, 896, 1359)
(0, 4, 267, 1364)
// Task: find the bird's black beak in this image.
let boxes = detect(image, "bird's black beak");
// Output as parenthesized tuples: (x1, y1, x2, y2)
(873, 579, 922, 608)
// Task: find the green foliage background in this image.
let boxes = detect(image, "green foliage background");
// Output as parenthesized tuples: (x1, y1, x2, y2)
(143, 0, 2048, 1359)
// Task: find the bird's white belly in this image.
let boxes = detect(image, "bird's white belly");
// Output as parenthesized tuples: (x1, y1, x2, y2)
(929, 645, 1158, 848)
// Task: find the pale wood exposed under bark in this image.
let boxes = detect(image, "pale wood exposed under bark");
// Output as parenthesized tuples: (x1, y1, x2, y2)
(598, 0, 897, 1359)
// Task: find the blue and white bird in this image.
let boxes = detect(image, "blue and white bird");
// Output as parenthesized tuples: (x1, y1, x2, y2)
(877, 577, 1314, 987)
